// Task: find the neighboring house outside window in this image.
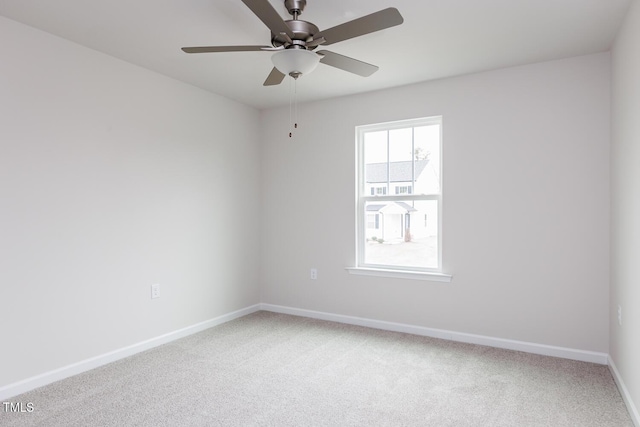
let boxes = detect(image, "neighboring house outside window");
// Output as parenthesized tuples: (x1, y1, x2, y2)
(356, 116, 442, 272)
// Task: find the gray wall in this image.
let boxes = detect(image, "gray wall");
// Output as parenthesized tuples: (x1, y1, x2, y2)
(0, 17, 262, 387)
(260, 53, 611, 353)
(611, 0, 640, 419)
(3, 9, 633, 412)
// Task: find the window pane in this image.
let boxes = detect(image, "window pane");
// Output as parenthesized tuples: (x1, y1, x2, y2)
(389, 128, 413, 163)
(364, 131, 388, 197)
(414, 125, 440, 194)
(364, 200, 438, 269)
(364, 131, 388, 164)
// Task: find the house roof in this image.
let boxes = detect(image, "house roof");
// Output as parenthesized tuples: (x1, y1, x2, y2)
(366, 160, 429, 183)
(395, 202, 418, 212)
(366, 204, 387, 212)
(366, 202, 418, 213)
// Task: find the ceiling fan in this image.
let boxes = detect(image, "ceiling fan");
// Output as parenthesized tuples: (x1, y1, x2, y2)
(181, 0, 404, 86)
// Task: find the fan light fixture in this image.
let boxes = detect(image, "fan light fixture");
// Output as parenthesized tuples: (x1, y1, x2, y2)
(271, 48, 320, 79)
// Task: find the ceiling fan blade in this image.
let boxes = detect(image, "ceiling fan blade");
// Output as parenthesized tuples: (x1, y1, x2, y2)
(317, 50, 379, 77)
(181, 45, 271, 53)
(241, 0, 294, 39)
(263, 67, 286, 86)
(315, 8, 403, 46)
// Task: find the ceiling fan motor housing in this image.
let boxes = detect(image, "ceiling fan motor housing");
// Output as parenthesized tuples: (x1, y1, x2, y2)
(271, 19, 319, 50)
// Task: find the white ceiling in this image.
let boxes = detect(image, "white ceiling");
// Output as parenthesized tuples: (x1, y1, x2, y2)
(0, 0, 632, 109)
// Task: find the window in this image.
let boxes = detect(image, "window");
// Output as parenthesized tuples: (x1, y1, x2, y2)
(395, 185, 412, 194)
(370, 186, 387, 196)
(366, 213, 380, 230)
(355, 116, 443, 274)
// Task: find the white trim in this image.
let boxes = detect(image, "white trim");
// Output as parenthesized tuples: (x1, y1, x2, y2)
(356, 116, 444, 274)
(608, 356, 640, 427)
(260, 303, 608, 365)
(362, 194, 440, 202)
(346, 267, 452, 282)
(0, 304, 261, 401)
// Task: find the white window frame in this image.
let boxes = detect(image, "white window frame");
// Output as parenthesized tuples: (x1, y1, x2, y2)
(349, 116, 451, 282)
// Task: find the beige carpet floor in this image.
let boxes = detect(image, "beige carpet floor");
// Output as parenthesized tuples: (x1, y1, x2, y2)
(1, 311, 633, 426)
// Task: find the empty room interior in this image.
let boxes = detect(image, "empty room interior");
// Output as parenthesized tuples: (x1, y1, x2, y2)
(1, 0, 640, 425)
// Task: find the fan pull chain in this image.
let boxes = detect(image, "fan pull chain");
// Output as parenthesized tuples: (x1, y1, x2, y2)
(288, 76, 299, 138)
(289, 76, 293, 138)
(294, 78, 298, 132)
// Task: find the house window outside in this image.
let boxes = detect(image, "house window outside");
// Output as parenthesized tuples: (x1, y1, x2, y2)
(366, 213, 380, 230)
(370, 186, 387, 196)
(356, 116, 442, 272)
(395, 185, 412, 194)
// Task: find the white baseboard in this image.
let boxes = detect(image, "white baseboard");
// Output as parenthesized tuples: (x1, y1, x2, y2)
(0, 304, 261, 401)
(260, 303, 609, 365)
(0, 302, 618, 404)
(609, 357, 640, 427)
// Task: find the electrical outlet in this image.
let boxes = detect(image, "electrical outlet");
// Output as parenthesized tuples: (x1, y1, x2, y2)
(151, 283, 160, 299)
(310, 268, 317, 280)
(618, 305, 622, 326)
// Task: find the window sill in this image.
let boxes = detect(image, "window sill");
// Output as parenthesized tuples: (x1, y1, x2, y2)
(346, 267, 452, 282)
